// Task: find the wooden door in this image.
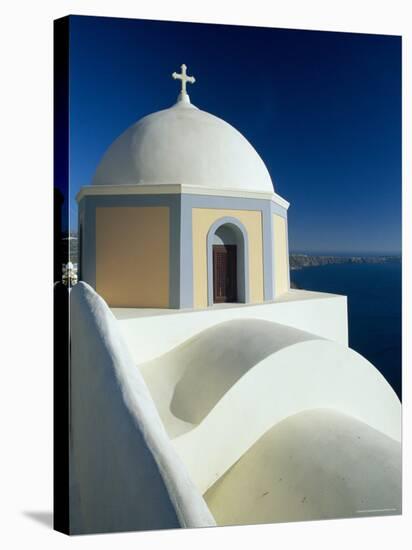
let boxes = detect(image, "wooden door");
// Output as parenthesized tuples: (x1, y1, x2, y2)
(213, 245, 237, 303)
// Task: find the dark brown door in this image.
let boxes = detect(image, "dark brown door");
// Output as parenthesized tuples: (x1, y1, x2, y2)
(213, 245, 237, 303)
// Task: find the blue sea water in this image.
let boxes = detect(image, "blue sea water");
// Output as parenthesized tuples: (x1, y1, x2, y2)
(290, 262, 402, 400)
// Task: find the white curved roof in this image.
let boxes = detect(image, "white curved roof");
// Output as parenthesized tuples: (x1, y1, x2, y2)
(92, 95, 275, 193)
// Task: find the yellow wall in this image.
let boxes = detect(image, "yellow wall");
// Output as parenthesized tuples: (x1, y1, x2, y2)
(273, 214, 289, 296)
(192, 208, 264, 308)
(96, 207, 169, 307)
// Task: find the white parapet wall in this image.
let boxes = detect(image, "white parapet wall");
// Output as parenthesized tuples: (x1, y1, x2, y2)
(69, 282, 215, 534)
(135, 318, 400, 495)
(70, 283, 401, 529)
(113, 289, 349, 364)
(112, 288, 400, 500)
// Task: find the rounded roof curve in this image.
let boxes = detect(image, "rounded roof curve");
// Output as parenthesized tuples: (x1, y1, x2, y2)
(92, 96, 274, 193)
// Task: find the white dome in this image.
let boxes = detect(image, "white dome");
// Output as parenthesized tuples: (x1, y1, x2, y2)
(92, 96, 274, 193)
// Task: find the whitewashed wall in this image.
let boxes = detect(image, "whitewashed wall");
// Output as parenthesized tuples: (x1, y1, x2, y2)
(113, 289, 349, 364)
(69, 282, 215, 534)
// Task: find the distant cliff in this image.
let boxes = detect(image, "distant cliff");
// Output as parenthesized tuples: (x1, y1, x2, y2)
(290, 254, 401, 271)
(62, 234, 401, 275)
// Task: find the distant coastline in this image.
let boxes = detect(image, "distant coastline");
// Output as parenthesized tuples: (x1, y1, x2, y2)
(61, 234, 401, 272)
(289, 253, 401, 271)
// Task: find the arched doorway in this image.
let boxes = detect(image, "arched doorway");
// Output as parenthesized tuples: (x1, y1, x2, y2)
(207, 217, 249, 306)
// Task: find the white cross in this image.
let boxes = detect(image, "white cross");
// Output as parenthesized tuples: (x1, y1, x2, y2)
(172, 64, 196, 96)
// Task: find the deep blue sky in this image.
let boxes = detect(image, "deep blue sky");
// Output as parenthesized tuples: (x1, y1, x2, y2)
(67, 15, 401, 254)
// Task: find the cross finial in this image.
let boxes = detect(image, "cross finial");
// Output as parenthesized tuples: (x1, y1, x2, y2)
(172, 64, 195, 101)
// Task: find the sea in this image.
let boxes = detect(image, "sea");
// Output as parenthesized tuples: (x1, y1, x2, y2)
(290, 262, 402, 400)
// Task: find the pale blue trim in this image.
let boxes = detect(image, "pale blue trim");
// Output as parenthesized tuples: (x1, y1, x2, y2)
(270, 201, 288, 219)
(77, 200, 84, 281)
(185, 193, 287, 217)
(168, 194, 181, 308)
(285, 212, 291, 289)
(77, 194, 181, 308)
(262, 201, 275, 300)
(78, 191, 287, 309)
(81, 197, 96, 289)
(180, 195, 194, 308)
(206, 216, 249, 306)
(180, 193, 283, 307)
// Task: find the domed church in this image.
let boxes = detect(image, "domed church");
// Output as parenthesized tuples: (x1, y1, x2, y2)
(70, 65, 401, 535)
(77, 64, 290, 308)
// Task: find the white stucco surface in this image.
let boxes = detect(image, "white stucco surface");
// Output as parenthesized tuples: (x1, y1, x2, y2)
(136, 319, 400, 493)
(205, 409, 401, 525)
(69, 282, 215, 534)
(92, 96, 274, 193)
(70, 283, 401, 530)
(113, 289, 349, 364)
